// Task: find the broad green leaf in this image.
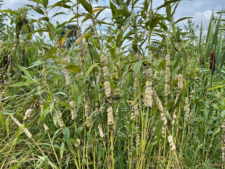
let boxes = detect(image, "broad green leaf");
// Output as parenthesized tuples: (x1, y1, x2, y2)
(42, 0, 48, 8)
(71, 83, 80, 107)
(17, 65, 32, 79)
(42, 56, 58, 60)
(66, 154, 71, 166)
(60, 102, 73, 109)
(65, 65, 80, 73)
(2, 110, 17, 115)
(46, 47, 57, 57)
(10, 82, 28, 87)
(87, 131, 92, 144)
(123, 11, 136, 29)
(60, 142, 65, 159)
(110, 1, 117, 17)
(63, 128, 70, 146)
(44, 156, 49, 169)
(133, 60, 144, 73)
(83, 63, 100, 83)
(150, 17, 161, 30)
(32, 7, 45, 15)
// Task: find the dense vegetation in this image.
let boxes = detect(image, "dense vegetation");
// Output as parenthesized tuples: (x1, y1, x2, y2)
(0, 0, 225, 168)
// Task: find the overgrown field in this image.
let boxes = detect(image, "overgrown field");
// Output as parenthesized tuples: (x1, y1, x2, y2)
(0, 0, 225, 168)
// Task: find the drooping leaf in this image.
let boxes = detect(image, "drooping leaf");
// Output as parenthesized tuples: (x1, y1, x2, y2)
(175, 17, 193, 24)
(77, 0, 92, 13)
(0, 10, 19, 16)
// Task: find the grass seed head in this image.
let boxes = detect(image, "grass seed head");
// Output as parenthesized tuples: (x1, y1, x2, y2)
(107, 106, 114, 127)
(43, 123, 49, 132)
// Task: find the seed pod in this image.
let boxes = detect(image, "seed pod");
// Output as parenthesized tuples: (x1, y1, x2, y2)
(11, 116, 32, 138)
(173, 114, 177, 119)
(25, 109, 33, 118)
(63, 68, 70, 86)
(123, 73, 127, 84)
(133, 105, 139, 116)
(161, 126, 165, 138)
(23, 128, 32, 138)
(103, 66, 109, 80)
(57, 111, 64, 128)
(71, 110, 77, 120)
(116, 106, 119, 115)
(168, 135, 176, 151)
(175, 93, 179, 104)
(96, 72, 101, 84)
(134, 77, 139, 88)
(153, 89, 164, 113)
(64, 57, 70, 64)
(178, 74, 183, 89)
(148, 51, 153, 64)
(130, 112, 136, 121)
(114, 88, 120, 95)
(162, 116, 167, 126)
(166, 55, 170, 66)
(113, 123, 116, 136)
(175, 42, 179, 51)
(86, 117, 92, 127)
(184, 97, 190, 121)
(165, 67, 170, 82)
(43, 123, 49, 132)
(75, 139, 80, 147)
(171, 120, 175, 125)
(107, 106, 114, 127)
(100, 54, 106, 63)
(153, 127, 156, 132)
(98, 124, 104, 137)
(154, 71, 158, 78)
(100, 106, 105, 113)
(104, 81, 111, 97)
(145, 81, 153, 108)
(85, 102, 90, 117)
(165, 83, 170, 97)
(136, 129, 140, 146)
(69, 101, 76, 109)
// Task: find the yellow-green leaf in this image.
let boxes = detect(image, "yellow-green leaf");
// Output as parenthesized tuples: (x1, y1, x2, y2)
(65, 65, 80, 72)
(74, 33, 94, 45)
(207, 85, 225, 91)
